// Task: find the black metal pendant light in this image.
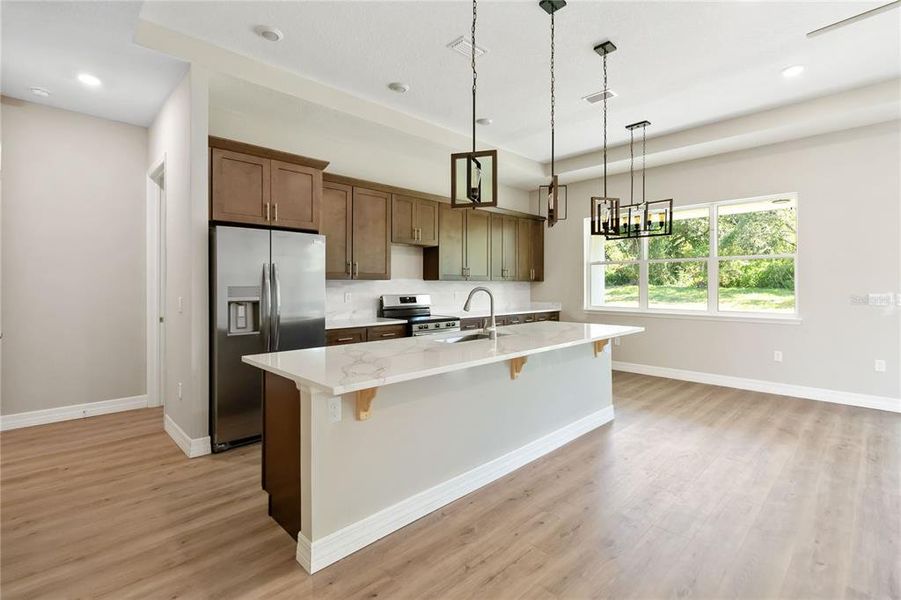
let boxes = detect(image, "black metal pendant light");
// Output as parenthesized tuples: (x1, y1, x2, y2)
(538, 0, 566, 227)
(602, 120, 673, 239)
(451, 0, 498, 208)
(590, 40, 619, 237)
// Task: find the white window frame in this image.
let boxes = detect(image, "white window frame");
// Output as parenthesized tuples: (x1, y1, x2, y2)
(583, 192, 801, 324)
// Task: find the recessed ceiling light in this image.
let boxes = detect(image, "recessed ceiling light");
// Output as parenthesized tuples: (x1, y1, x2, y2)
(447, 36, 487, 59)
(387, 82, 411, 94)
(582, 89, 617, 104)
(29, 87, 51, 97)
(255, 25, 283, 42)
(476, 118, 493, 126)
(781, 65, 805, 79)
(77, 73, 102, 87)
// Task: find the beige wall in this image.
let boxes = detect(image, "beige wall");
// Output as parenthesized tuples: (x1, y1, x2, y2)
(147, 68, 210, 441)
(1, 98, 148, 415)
(533, 121, 901, 399)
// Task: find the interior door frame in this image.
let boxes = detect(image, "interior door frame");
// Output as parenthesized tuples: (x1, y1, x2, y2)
(147, 157, 167, 408)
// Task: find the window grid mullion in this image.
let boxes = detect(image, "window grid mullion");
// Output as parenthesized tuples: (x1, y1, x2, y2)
(708, 204, 718, 313)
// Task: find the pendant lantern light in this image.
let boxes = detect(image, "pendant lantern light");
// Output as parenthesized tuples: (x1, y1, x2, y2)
(538, 0, 567, 227)
(451, 0, 498, 208)
(590, 40, 620, 237)
(602, 121, 673, 240)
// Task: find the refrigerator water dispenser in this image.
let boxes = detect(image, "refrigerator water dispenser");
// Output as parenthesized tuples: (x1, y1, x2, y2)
(228, 300, 260, 335)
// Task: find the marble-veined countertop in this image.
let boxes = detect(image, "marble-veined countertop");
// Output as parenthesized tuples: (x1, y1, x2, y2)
(243, 320, 643, 395)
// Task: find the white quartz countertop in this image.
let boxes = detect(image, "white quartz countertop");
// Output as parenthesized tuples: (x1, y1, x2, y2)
(325, 316, 407, 330)
(243, 321, 643, 396)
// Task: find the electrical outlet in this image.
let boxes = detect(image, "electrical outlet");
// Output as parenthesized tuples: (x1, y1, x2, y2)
(874, 359, 886, 373)
(327, 397, 342, 422)
(614, 337, 621, 346)
(344, 292, 352, 303)
(773, 350, 783, 363)
(177, 382, 183, 400)
(177, 296, 184, 313)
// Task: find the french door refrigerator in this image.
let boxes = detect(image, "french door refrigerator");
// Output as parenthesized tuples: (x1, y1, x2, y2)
(210, 225, 325, 452)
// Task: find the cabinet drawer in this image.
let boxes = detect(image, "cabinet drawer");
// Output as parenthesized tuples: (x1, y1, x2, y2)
(535, 312, 550, 322)
(494, 315, 509, 327)
(522, 313, 536, 323)
(506, 314, 526, 325)
(367, 324, 407, 341)
(460, 318, 484, 331)
(548, 312, 560, 321)
(326, 327, 367, 346)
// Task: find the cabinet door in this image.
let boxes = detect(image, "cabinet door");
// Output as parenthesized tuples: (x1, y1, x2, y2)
(211, 149, 270, 226)
(414, 198, 439, 246)
(391, 194, 417, 245)
(434, 203, 466, 280)
(367, 324, 407, 341)
(515, 218, 533, 281)
(326, 327, 367, 346)
(490, 214, 516, 281)
(352, 187, 391, 280)
(465, 210, 491, 281)
(322, 182, 352, 280)
(531, 219, 545, 281)
(270, 160, 321, 231)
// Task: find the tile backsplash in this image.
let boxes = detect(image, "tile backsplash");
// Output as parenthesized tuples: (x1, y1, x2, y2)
(326, 279, 532, 320)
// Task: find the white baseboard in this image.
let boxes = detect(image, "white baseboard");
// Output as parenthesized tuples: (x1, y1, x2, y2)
(0, 395, 149, 431)
(296, 406, 615, 574)
(613, 361, 901, 414)
(164, 414, 212, 458)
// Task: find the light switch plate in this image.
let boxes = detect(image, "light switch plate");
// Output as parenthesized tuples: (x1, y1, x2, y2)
(344, 292, 351, 303)
(327, 397, 342, 422)
(773, 350, 783, 363)
(875, 359, 886, 373)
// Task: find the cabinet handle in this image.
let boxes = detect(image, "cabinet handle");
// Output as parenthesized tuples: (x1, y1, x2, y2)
(273, 203, 278, 222)
(414, 228, 419, 241)
(337, 337, 354, 342)
(346, 262, 351, 275)
(380, 332, 397, 338)
(353, 262, 359, 278)
(265, 202, 271, 221)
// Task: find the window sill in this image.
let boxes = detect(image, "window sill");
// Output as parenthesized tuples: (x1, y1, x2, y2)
(582, 307, 802, 325)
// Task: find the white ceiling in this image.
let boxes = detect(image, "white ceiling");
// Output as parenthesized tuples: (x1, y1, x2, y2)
(1, 1, 187, 126)
(140, 0, 901, 161)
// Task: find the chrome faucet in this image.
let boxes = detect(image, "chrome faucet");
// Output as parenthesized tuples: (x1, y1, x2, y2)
(463, 286, 497, 340)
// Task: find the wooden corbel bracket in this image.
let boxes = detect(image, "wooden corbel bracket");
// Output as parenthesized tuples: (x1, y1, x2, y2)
(593, 339, 609, 357)
(509, 356, 528, 380)
(355, 388, 378, 421)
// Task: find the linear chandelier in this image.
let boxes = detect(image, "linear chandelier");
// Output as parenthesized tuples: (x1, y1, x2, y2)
(451, 0, 498, 208)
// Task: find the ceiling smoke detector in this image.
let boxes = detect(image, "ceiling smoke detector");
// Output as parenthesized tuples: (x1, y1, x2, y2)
(447, 36, 487, 59)
(29, 86, 51, 97)
(583, 89, 617, 104)
(255, 25, 284, 42)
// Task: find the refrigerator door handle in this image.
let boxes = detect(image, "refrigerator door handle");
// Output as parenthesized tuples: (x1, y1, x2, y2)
(271, 262, 282, 351)
(261, 263, 271, 351)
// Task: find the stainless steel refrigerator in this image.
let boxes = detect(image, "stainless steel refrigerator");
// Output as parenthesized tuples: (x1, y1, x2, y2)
(210, 225, 325, 452)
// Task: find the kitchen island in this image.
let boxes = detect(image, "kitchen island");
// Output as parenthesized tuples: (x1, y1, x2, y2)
(242, 320, 643, 573)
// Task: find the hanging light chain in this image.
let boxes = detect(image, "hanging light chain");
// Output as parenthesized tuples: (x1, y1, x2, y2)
(550, 10, 555, 178)
(629, 127, 634, 205)
(641, 123, 647, 206)
(602, 49, 607, 200)
(471, 0, 477, 154)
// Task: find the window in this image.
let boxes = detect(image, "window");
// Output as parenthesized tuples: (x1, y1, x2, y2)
(584, 194, 798, 318)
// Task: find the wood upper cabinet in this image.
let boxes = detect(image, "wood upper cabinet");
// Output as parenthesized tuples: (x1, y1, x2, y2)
(531, 219, 545, 282)
(351, 187, 391, 280)
(211, 149, 270, 226)
(322, 181, 353, 279)
(425, 203, 466, 280)
(515, 218, 533, 281)
(465, 210, 491, 281)
(490, 214, 517, 281)
(209, 138, 328, 231)
(392, 195, 438, 246)
(270, 160, 321, 231)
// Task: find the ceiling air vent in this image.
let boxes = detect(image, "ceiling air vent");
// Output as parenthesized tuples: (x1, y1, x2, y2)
(583, 89, 617, 104)
(447, 35, 487, 58)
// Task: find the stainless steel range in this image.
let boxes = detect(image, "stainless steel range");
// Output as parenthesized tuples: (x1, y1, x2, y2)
(379, 294, 460, 336)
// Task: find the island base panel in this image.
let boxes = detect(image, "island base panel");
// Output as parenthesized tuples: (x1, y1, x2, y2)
(263, 371, 302, 539)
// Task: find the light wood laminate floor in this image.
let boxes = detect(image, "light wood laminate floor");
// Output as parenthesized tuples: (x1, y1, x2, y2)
(2, 373, 899, 599)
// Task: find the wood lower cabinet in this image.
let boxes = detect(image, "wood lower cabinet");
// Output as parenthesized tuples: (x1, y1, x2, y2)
(211, 149, 270, 226)
(490, 214, 517, 281)
(352, 187, 391, 279)
(366, 324, 406, 340)
(209, 138, 328, 231)
(270, 160, 321, 231)
(392, 195, 438, 246)
(322, 180, 391, 281)
(326, 324, 408, 346)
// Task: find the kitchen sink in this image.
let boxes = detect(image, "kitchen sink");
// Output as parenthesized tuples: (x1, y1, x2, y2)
(433, 332, 508, 344)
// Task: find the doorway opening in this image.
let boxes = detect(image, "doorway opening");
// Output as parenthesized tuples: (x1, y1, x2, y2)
(147, 160, 166, 408)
